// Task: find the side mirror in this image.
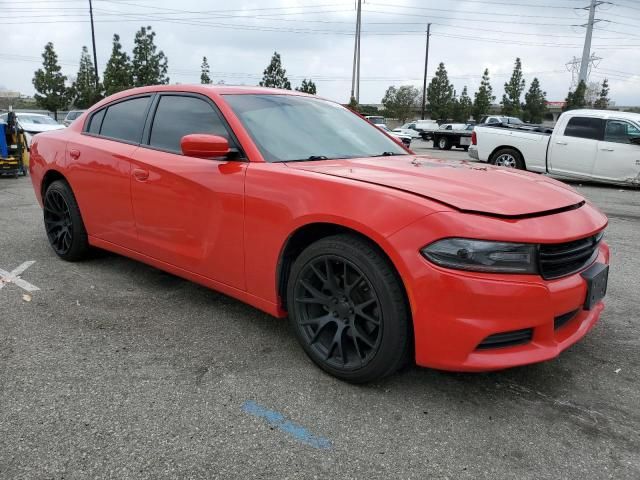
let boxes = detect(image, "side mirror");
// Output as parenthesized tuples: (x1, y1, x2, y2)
(180, 134, 230, 158)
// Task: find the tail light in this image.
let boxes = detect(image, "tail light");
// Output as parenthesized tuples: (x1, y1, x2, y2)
(471, 130, 477, 145)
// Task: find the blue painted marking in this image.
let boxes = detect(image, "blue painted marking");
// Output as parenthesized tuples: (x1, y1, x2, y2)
(242, 400, 332, 449)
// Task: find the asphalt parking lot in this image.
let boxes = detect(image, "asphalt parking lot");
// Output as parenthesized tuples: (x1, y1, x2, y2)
(1, 163, 639, 479)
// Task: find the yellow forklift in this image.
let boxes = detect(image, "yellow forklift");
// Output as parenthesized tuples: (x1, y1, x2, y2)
(0, 108, 29, 177)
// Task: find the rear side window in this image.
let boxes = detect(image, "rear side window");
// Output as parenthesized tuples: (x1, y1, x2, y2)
(100, 96, 150, 143)
(563, 116, 604, 141)
(148, 95, 233, 153)
(87, 109, 105, 134)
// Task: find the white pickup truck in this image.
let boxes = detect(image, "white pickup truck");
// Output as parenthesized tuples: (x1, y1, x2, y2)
(469, 109, 640, 186)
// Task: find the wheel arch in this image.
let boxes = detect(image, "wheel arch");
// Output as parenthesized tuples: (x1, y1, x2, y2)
(41, 169, 69, 199)
(276, 222, 412, 317)
(489, 145, 527, 168)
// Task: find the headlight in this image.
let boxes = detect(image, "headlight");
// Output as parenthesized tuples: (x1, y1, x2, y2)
(421, 238, 538, 274)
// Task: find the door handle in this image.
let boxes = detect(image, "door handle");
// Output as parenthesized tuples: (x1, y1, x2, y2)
(556, 141, 568, 145)
(132, 168, 149, 181)
(69, 149, 80, 159)
(600, 148, 614, 152)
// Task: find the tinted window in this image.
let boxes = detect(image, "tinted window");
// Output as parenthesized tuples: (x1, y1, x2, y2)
(100, 96, 150, 143)
(87, 109, 105, 134)
(563, 116, 604, 141)
(149, 95, 232, 153)
(604, 120, 640, 144)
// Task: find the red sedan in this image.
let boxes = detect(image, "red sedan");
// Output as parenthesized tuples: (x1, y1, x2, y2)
(29, 85, 609, 383)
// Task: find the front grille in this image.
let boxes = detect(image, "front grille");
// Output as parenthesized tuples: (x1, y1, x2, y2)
(539, 232, 603, 280)
(476, 328, 533, 350)
(554, 309, 579, 330)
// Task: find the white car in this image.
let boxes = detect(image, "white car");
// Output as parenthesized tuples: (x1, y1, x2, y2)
(469, 109, 640, 186)
(376, 124, 412, 147)
(0, 112, 65, 146)
(393, 123, 422, 139)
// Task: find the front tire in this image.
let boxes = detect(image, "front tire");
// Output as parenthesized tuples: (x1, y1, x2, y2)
(43, 180, 90, 261)
(287, 234, 410, 383)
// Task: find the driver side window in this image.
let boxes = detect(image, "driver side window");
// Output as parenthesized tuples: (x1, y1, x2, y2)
(604, 120, 640, 144)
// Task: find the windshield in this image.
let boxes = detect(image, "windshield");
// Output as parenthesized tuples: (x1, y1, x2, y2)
(67, 111, 83, 120)
(18, 114, 59, 125)
(224, 94, 407, 162)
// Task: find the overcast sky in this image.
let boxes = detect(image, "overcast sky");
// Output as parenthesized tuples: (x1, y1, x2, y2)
(3, 0, 639, 106)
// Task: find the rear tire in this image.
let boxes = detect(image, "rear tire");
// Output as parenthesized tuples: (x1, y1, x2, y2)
(437, 136, 451, 150)
(43, 180, 90, 261)
(490, 148, 525, 169)
(287, 234, 411, 383)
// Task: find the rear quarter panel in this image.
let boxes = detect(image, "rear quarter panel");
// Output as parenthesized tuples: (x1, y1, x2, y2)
(29, 130, 69, 206)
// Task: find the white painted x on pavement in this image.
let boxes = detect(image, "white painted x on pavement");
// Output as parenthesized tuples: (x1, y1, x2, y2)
(0, 261, 40, 292)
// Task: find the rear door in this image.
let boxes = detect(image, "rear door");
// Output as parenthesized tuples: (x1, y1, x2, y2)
(130, 93, 247, 289)
(593, 119, 640, 183)
(67, 94, 152, 247)
(547, 115, 603, 179)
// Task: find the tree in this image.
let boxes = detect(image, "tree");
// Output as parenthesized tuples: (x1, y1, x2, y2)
(32, 42, 69, 120)
(426, 62, 455, 121)
(103, 34, 133, 96)
(502, 57, 526, 117)
(381, 85, 420, 123)
(200, 56, 211, 84)
(453, 86, 472, 122)
(593, 78, 610, 109)
(296, 79, 317, 94)
(473, 68, 495, 121)
(132, 26, 169, 86)
(522, 77, 547, 123)
(71, 46, 101, 108)
(564, 80, 587, 111)
(259, 51, 291, 89)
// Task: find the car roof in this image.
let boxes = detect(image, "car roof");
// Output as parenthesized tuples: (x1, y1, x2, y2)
(566, 109, 640, 122)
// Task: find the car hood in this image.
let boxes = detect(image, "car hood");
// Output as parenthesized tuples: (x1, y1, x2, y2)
(18, 122, 65, 133)
(285, 156, 585, 217)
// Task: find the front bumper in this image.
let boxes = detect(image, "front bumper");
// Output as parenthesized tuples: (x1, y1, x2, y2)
(387, 207, 609, 372)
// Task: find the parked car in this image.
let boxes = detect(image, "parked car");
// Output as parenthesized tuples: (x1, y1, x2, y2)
(433, 124, 474, 151)
(63, 110, 86, 127)
(413, 119, 440, 140)
(29, 85, 609, 383)
(469, 109, 640, 186)
(479, 115, 524, 125)
(376, 123, 412, 147)
(393, 124, 422, 139)
(364, 115, 385, 125)
(0, 112, 65, 147)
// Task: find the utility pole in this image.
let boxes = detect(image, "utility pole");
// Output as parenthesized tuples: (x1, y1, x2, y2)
(578, 0, 602, 83)
(420, 23, 431, 120)
(89, 0, 99, 87)
(350, 0, 362, 103)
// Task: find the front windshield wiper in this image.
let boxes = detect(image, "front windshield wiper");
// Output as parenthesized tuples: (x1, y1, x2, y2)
(308, 155, 328, 160)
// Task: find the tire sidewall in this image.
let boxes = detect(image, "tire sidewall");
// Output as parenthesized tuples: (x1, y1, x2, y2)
(492, 148, 525, 169)
(44, 180, 89, 261)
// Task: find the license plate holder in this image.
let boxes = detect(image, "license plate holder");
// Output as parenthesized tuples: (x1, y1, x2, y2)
(581, 263, 609, 310)
(460, 136, 471, 146)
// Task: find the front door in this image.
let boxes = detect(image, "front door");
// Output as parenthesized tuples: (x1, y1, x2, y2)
(594, 119, 640, 184)
(130, 93, 247, 289)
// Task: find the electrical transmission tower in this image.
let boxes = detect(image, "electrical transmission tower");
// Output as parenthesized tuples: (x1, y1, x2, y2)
(568, 0, 608, 86)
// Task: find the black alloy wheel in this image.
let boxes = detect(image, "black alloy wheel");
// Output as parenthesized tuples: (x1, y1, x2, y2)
(287, 234, 410, 383)
(293, 255, 382, 370)
(43, 180, 90, 261)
